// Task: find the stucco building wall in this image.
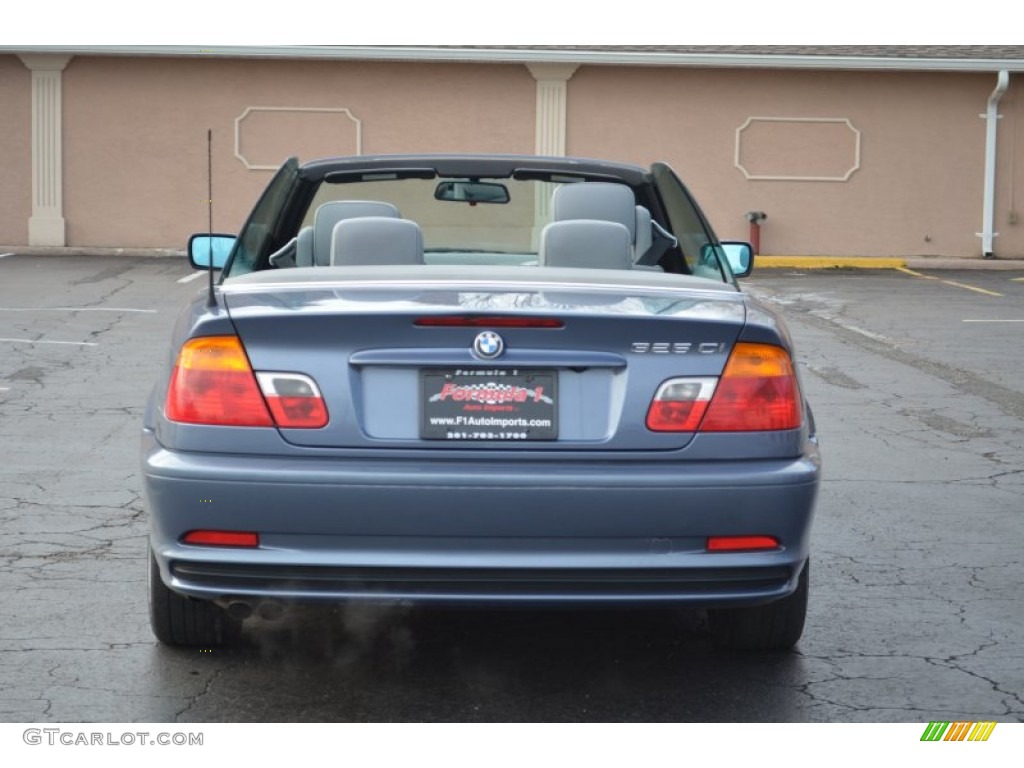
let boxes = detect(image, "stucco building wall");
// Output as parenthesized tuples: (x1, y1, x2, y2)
(0, 57, 32, 245)
(1, 49, 1021, 258)
(567, 65, 1023, 257)
(59, 56, 536, 248)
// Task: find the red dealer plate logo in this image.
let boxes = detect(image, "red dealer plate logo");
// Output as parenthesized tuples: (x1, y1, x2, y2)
(420, 369, 558, 441)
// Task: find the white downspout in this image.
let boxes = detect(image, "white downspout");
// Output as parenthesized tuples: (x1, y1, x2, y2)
(981, 70, 1009, 258)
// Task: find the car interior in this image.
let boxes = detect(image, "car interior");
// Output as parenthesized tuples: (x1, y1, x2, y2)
(267, 180, 681, 273)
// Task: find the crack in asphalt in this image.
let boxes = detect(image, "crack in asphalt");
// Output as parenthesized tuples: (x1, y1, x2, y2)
(792, 645, 1024, 720)
(172, 663, 233, 722)
(926, 647, 1024, 716)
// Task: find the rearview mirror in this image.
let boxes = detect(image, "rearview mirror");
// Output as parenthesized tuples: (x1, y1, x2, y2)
(188, 234, 235, 270)
(434, 181, 510, 204)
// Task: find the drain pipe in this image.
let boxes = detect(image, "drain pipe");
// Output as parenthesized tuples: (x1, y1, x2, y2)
(981, 71, 1009, 258)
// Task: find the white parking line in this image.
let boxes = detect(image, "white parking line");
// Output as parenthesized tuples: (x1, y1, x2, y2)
(835, 323, 890, 342)
(0, 253, 12, 259)
(0, 338, 98, 346)
(808, 310, 891, 343)
(0, 307, 156, 313)
(177, 272, 204, 284)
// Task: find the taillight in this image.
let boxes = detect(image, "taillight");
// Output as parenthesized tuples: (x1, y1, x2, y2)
(700, 343, 802, 432)
(645, 343, 801, 433)
(255, 372, 329, 428)
(165, 336, 328, 428)
(646, 378, 717, 432)
(165, 337, 273, 426)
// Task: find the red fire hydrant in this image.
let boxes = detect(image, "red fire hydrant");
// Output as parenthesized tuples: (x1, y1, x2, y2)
(746, 211, 767, 255)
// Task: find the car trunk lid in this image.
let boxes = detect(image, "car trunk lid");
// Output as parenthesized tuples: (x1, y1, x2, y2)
(220, 266, 746, 450)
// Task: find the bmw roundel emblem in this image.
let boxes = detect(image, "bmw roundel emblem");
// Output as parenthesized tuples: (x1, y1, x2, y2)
(473, 331, 504, 359)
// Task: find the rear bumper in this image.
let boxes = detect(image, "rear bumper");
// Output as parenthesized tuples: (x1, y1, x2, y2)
(143, 432, 819, 607)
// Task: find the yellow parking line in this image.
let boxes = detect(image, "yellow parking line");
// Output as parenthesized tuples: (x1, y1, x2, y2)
(938, 280, 1002, 297)
(896, 267, 1003, 297)
(936, 279, 1002, 297)
(896, 267, 937, 280)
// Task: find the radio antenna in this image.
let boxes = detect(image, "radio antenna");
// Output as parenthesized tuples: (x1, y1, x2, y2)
(206, 128, 216, 308)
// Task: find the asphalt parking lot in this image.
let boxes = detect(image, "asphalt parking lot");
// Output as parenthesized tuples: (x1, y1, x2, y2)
(1, 254, 1023, 722)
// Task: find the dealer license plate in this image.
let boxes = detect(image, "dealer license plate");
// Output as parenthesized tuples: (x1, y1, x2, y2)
(421, 369, 558, 441)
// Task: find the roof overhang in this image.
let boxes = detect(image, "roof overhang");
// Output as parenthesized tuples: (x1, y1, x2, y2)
(3, 45, 1024, 72)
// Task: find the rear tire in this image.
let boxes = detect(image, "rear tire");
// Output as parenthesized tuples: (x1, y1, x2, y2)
(149, 551, 242, 647)
(707, 560, 808, 651)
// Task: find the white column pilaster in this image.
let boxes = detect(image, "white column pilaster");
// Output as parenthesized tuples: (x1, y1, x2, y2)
(526, 63, 579, 157)
(19, 55, 72, 247)
(526, 63, 579, 250)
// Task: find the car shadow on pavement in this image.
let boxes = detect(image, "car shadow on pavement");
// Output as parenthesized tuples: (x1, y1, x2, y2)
(161, 604, 811, 722)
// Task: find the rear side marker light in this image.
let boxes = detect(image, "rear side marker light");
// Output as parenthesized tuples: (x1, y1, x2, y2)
(255, 372, 329, 429)
(182, 530, 260, 548)
(415, 316, 564, 328)
(707, 536, 780, 552)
